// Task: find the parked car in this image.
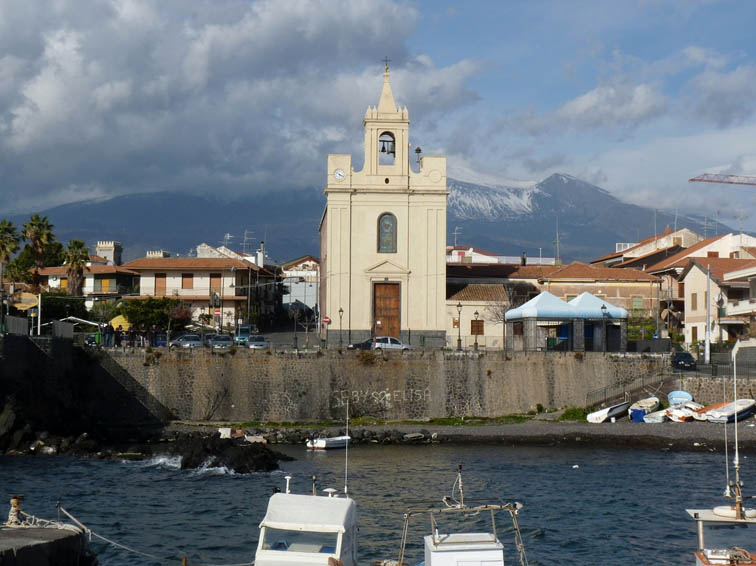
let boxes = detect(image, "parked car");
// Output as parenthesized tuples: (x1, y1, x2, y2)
(247, 335, 271, 350)
(210, 334, 234, 350)
(169, 334, 203, 349)
(347, 338, 374, 350)
(672, 351, 696, 370)
(84, 333, 98, 347)
(235, 324, 259, 345)
(155, 333, 167, 347)
(372, 336, 414, 351)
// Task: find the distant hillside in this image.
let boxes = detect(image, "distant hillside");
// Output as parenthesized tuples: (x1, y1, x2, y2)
(7, 173, 731, 263)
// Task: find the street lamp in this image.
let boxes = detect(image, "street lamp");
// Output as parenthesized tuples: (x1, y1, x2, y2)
(338, 307, 344, 349)
(456, 302, 462, 351)
(474, 310, 479, 352)
(601, 303, 608, 352)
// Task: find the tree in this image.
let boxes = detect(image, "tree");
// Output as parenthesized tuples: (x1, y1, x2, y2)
(0, 219, 20, 330)
(483, 282, 537, 349)
(118, 297, 191, 332)
(64, 239, 90, 296)
(41, 290, 88, 322)
(21, 214, 55, 287)
(5, 241, 65, 284)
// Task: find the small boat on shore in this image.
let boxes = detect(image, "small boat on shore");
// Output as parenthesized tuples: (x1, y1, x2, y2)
(305, 435, 351, 450)
(692, 402, 728, 421)
(706, 399, 756, 423)
(587, 400, 631, 423)
(668, 390, 693, 407)
(643, 409, 668, 423)
(667, 401, 704, 422)
(628, 397, 660, 422)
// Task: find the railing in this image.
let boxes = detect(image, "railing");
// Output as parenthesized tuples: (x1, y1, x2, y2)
(586, 370, 667, 407)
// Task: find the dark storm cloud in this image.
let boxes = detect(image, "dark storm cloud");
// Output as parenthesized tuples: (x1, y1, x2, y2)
(0, 0, 480, 214)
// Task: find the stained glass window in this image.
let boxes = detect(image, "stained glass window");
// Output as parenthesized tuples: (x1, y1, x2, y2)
(378, 213, 397, 253)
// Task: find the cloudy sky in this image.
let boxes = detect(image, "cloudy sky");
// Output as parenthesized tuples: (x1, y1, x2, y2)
(2, 0, 756, 227)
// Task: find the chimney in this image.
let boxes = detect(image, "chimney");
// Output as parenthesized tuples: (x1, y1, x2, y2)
(256, 241, 265, 267)
(521, 251, 527, 266)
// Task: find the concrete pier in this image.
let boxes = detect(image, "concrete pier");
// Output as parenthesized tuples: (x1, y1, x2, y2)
(0, 526, 95, 566)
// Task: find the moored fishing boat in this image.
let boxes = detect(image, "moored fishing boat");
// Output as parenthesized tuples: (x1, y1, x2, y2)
(691, 402, 728, 422)
(388, 465, 529, 566)
(587, 400, 631, 423)
(628, 397, 660, 422)
(306, 435, 351, 450)
(687, 339, 756, 565)
(255, 475, 357, 566)
(667, 402, 704, 423)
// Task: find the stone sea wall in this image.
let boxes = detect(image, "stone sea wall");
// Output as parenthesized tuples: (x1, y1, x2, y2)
(106, 349, 671, 421)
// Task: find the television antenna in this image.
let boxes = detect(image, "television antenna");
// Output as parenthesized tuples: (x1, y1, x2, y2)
(453, 226, 463, 247)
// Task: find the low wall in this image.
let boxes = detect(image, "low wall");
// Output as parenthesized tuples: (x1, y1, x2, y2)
(107, 349, 669, 421)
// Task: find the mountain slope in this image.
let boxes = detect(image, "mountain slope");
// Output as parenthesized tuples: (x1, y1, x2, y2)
(6, 173, 730, 263)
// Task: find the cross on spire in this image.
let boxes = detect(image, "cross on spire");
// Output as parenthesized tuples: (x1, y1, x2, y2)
(383, 56, 391, 72)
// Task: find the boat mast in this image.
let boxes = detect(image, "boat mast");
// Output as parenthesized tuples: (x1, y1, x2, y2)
(730, 340, 743, 519)
(344, 399, 349, 496)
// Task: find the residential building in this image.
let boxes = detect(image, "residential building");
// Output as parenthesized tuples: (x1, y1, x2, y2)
(281, 255, 319, 311)
(678, 258, 756, 344)
(320, 66, 447, 346)
(122, 257, 277, 330)
(446, 246, 555, 265)
(37, 264, 139, 308)
(591, 227, 702, 268)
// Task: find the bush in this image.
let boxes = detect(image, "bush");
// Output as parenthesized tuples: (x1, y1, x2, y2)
(558, 407, 588, 421)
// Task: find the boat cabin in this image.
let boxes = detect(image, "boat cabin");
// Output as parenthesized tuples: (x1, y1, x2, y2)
(687, 508, 756, 565)
(255, 493, 357, 566)
(424, 531, 504, 566)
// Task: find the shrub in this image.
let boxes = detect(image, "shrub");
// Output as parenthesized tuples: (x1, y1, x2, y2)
(559, 407, 588, 421)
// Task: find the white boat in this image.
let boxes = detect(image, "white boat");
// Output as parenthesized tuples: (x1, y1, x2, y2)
(255, 476, 357, 566)
(643, 409, 668, 423)
(628, 397, 660, 422)
(587, 400, 631, 423)
(706, 399, 756, 423)
(392, 466, 528, 566)
(668, 390, 693, 407)
(306, 435, 351, 450)
(667, 401, 704, 422)
(691, 402, 728, 422)
(687, 339, 756, 565)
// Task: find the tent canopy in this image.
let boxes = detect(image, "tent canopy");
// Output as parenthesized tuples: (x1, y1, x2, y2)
(109, 314, 131, 330)
(506, 291, 627, 321)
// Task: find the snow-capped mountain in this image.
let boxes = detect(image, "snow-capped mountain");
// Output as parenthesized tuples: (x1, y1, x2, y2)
(6, 173, 730, 263)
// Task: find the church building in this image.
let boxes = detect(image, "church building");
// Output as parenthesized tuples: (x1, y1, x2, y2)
(319, 66, 448, 347)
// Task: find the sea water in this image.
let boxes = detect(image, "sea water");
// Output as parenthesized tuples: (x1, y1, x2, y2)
(1, 444, 752, 565)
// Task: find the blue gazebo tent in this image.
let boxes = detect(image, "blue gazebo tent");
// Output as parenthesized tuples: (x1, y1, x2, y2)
(505, 291, 627, 352)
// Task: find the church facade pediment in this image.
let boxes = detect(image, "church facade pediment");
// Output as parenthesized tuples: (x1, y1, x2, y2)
(364, 260, 410, 276)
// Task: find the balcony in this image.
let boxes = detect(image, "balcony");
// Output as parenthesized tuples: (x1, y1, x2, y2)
(726, 299, 756, 316)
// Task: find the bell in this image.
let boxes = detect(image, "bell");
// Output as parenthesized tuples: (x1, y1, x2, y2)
(380, 142, 387, 153)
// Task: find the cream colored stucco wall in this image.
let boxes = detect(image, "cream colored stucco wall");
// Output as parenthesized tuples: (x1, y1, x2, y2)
(321, 72, 447, 336)
(682, 265, 725, 345)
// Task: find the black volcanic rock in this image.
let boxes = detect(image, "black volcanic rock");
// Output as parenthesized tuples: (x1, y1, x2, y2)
(164, 432, 293, 473)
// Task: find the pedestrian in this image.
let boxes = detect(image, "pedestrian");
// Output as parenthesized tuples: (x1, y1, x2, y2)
(127, 326, 136, 348)
(105, 322, 114, 347)
(114, 325, 123, 348)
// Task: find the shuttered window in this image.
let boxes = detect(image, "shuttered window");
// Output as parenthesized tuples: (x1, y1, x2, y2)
(182, 273, 193, 289)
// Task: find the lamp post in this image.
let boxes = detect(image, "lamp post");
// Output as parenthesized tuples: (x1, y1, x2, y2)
(338, 307, 344, 349)
(473, 310, 479, 352)
(601, 303, 608, 353)
(456, 302, 462, 351)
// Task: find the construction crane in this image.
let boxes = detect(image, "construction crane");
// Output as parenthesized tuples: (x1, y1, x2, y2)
(689, 173, 756, 186)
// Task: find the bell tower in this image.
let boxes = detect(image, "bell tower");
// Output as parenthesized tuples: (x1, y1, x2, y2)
(320, 64, 448, 348)
(361, 63, 411, 179)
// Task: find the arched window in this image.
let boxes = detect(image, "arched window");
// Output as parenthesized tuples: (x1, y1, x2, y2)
(378, 132, 395, 165)
(377, 213, 397, 253)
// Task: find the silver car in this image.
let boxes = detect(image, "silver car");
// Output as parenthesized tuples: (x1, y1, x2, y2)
(169, 334, 203, 348)
(372, 336, 414, 351)
(210, 334, 234, 349)
(247, 335, 271, 350)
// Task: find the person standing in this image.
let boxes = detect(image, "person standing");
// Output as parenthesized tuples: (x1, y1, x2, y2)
(104, 322, 114, 347)
(114, 325, 123, 348)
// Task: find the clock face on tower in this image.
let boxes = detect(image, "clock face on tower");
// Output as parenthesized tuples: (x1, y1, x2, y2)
(333, 169, 345, 181)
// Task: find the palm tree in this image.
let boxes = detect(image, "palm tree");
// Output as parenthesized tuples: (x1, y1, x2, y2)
(0, 219, 20, 328)
(64, 239, 90, 296)
(21, 214, 54, 287)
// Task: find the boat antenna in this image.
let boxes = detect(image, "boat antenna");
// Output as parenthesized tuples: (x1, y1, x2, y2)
(344, 399, 349, 496)
(732, 340, 743, 519)
(457, 464, 465, 508)
(723, 376, 731, 497)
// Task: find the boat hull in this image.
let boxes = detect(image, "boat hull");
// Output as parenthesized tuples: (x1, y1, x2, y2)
(305, 435, 351, 450)
(587, 401, 631, 423)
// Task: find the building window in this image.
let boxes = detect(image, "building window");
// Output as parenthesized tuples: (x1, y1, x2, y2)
(182, 273, 193, 289)
(377, 213, 397, 253)
(60, 277, 68, 290)
(565, 295, 577, 302)
(691, 292, 698, 310)
(378, 131, 395, 166)
(691, 326, 698, 343)
(94, 278, 114, 292)
(631, 296, 643, 312)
